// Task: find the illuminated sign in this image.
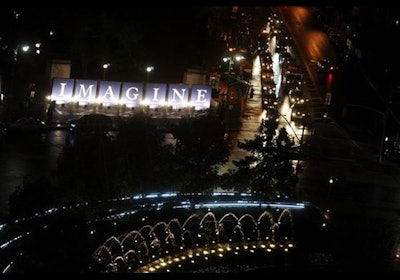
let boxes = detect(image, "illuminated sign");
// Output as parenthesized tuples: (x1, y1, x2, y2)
(143, 83, 167, 108)
(51, 78, 211, 110)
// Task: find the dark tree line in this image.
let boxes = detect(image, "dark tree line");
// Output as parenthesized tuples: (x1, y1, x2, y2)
(9, 112, 302, 218)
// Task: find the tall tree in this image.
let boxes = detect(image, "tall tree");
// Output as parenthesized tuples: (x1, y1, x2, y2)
(231, 118, 298, 199)
(171, 112, 230, 192)
(57, 114, 116, 201)
(112, 112, 174, 194)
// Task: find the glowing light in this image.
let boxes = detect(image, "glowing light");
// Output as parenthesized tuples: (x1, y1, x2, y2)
(161, 192, 177, 197)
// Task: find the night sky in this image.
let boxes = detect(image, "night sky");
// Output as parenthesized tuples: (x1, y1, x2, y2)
(0, 6, 214, 83)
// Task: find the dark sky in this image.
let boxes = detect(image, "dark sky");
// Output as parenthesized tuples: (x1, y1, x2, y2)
(0, 6, 215, 82)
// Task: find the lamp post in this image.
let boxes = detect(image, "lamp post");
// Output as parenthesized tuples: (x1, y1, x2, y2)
(102, 63, 110, 80)
(223, 55, 244, 83)
(146, 66, 154, 83)
(222, 55, 246, 130)
(9, 44, 30, 100)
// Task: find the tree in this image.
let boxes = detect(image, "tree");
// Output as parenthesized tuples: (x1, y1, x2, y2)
(171, 112, 230, 192)
(112, 112, 174, 194)
(8, 175, 59, 219)
(231, 118, 298, 199)
(57, 114, 117, 201)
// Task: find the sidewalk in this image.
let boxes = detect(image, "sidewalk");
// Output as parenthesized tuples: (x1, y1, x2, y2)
(218, 56, 263, 174)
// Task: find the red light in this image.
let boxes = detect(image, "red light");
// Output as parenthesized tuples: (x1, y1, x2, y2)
(326, 73, 334, 91)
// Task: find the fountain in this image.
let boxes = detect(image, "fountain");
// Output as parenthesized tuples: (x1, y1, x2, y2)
(91, 209, 295, 273)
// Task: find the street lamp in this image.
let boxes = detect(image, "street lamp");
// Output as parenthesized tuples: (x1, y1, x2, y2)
(35, 43, 42, 54)
(222, 55, 245, 90)
(102, 63, 110, 80)
(223, 55, 244, 76)
(221, 55, 247, 130)
(9, 43, 30, 100)
(146, 66, 154, 83)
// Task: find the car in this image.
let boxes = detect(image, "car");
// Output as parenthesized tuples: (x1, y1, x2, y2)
(261, 79, 276, 92)
(261, 90, 278, 109)
(316, 58, 339, 73)
(261, 68, 274, 82)
(283, 72, 303, 88)
(288, 87, 308, 106)
(264, 106, 280, 123)
(291, 102, 309, 123)
(6, 117, 49, 134)
(68, 114, 119, 146)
